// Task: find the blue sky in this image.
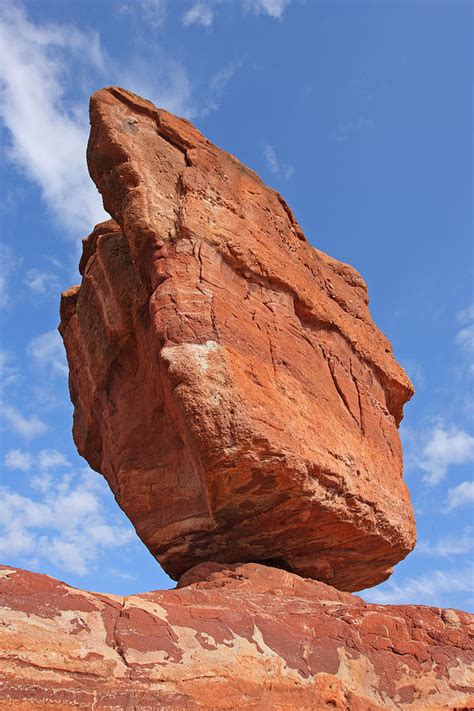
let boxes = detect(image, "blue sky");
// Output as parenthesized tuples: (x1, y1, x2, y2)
(0, 0, 472, 609)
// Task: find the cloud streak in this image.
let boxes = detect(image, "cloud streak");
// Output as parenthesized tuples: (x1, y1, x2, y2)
(417, 424, 474, 485)
(263, 144, 294, 180)
(0, 404, 47, 439)
(364, 564, 474, 606)
(446, 481, 474, 512)
(0, 2, 107, 235)
(27, 330, 68, 377)
(183, 2, 214, 27)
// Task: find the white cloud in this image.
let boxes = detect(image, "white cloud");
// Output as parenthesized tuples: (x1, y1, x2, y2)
(4, 448, 32, 472)
(183, 2, 214, 28)
(418, 425, 474, 485)
(0, 1, 243, 233)
(38, 449, 71, 471)
(446, 481, 474, 512)
(25, 269, 60, 295)
(140, 0, 167, 28)
(364, 565, 474, 606)
(0, 350, 19, 389)
(456, 324, 474, 353)
(4, 447, 70, 488)
(0, 243, 15, 310)
(200, 60, 242, 116)
(417, 527, 473, 556)
(245, 0, 291, 19)
(0, 2, 107, 234)
(263, 145, 294, 180)
(0, 467, 135, 576)
(0, 403, 47, 438)
(120, 0, 167, 29)
(210, 61, 241, 94)
(456, 303, 474, 376)
(27, 330, 68, 376)
(457, 303, 474, 325)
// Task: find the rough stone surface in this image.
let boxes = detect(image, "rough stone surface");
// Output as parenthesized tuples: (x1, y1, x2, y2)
(59, 86, 416, 591)
(0, 563, 472, 710)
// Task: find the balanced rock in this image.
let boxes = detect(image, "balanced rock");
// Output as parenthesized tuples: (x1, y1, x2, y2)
(1, 563, 472, 709)
(59, 87, 415, 591)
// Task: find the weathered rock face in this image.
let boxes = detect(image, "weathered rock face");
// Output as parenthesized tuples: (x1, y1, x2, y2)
(0, 563, 472, 710)
(59, 87, 416, 591)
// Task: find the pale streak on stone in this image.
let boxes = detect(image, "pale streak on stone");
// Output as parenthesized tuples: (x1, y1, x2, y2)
(161, 340, 219, 375)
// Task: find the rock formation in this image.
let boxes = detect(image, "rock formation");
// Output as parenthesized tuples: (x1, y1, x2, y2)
(1, 563, 472, 710)
(59, 87, 416, 591)
(3, 88, 471, 710)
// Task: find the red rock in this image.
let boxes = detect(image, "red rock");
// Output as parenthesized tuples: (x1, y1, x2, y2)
(59, 87, 416, 591)
(0, 563, 472, 710)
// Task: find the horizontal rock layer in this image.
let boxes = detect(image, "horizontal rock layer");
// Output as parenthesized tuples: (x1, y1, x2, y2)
(0, 563, 472, 710)
(59, 86, 416, 590)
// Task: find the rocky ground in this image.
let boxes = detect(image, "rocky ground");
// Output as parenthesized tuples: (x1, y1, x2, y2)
(1, 562, 472, 709)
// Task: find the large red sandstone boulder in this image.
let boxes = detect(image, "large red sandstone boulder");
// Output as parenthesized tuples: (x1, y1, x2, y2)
(0, 563, 472, 710)
(59, 87, 416, 591)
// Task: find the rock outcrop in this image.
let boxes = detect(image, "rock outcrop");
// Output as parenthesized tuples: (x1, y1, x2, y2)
(1, 563, 472, 710)
(59, 87, 416, 591)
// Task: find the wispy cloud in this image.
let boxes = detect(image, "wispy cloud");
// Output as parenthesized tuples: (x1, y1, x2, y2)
(0, 403, 47, 438)
(0, 2, 107, 234)
(27, 330, 68, 376)
(263, 144, 294, 180)
(139, 0, 167, 28)
(445, 481, 474, 512)
(183, 2, 214, 28)
(457, 324, 474, 353)
(0, 243, 16, 310)
(200, 60, 243, 116)
(417, 424, 474, 486)
(4, 447, 69, 476)
(0, 351, 19, 390)
(456, 303, 474, 375)
(120, 0, 168, 29)
(244, 0, 292, 19)
(4, 448, 32, 472)
(0, 466, 134, 575)
(417, 527, 473, 557)
(0, 1, 200, 238)
(364, 564, 474, 606)
(25, 268, 61, 296)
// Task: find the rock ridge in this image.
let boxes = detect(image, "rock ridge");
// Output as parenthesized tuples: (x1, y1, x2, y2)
(0, 563, 472, 710)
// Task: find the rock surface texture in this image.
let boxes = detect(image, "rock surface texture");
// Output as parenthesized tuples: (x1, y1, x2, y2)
(59, 87, 416, 591)
(0, 563, 472, 710)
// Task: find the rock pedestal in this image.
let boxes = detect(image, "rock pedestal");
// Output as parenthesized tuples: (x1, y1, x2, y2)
(0, 564, 472, 710)
(59, 87, 416, 591)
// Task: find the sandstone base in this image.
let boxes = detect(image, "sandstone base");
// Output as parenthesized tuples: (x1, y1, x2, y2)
(0, 563, 472, 709)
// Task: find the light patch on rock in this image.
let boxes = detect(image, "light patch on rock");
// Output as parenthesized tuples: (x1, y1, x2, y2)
(161, 341, 219, 374)
(0, 569, 15, 579)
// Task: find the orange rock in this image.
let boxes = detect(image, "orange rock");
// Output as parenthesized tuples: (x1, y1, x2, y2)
(0, 563, 472, 710)
(59, 87, 416, 591)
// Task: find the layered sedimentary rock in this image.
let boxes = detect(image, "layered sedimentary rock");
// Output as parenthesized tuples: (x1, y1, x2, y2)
(1, 563, 472, 710)
(59, 87, 416, 591)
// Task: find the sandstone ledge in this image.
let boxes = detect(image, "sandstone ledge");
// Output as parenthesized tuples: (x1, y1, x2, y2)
(0, 563, 472, 710)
